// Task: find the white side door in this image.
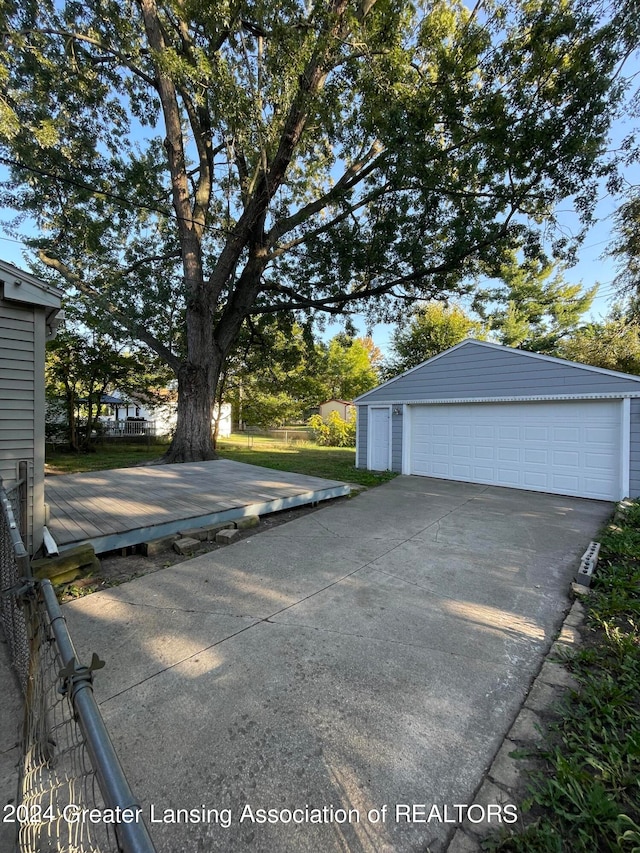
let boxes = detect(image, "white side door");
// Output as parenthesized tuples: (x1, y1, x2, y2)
(369, 407, 391, 471)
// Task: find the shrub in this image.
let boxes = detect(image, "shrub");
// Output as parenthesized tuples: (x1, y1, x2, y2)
(308, 411, 356, 447)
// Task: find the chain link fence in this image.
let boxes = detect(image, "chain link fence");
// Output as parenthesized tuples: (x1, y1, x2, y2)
(1, 476, 156, 853)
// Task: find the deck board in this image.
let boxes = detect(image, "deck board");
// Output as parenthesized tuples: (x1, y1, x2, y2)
(45, 459, 350, 554)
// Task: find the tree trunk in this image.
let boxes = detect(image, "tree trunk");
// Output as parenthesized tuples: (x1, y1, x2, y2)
(162, 285, 228, 466)
(163, 360, 219, 462)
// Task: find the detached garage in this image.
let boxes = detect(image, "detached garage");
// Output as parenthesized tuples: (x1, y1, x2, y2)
(355, 340, 640, 501)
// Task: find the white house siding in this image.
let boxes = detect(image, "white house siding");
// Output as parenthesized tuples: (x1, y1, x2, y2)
(0, 300, 36, 552)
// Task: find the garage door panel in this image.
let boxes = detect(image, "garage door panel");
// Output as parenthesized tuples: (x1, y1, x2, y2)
(552, 450, 580, 467)
(586, 427, 614, 442)
(498, 426, 520, 440)
(475, 446, 494, 460)
(554, 427, 580, 442)
(524, 448, 548, 465)
(585, 452, 615, 470)
(552, 474, 580, 491)
(453, 425, 471, 437)
(410, 401, 621, 500)
(451, 464, 471, 477)
(433, 462, 450, 476)
(524, 426, 548, 441)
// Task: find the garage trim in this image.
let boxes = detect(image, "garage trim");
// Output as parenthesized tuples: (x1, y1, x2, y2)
(622, 398, 631, 498)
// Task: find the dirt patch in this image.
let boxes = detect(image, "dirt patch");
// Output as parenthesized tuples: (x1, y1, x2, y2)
(59, 495, 354, 603)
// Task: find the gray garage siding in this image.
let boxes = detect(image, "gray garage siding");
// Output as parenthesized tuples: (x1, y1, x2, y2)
(358, 342, 640, 403)
(392, 410, 403, 473)
(356, 407, 368, 468)
(630, 398, 640, 498)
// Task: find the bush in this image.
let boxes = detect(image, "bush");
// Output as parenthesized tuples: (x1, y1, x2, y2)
(308, 411, 356, 447)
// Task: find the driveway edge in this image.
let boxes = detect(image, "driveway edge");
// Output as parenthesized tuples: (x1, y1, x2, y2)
(444, 594, 588, 852)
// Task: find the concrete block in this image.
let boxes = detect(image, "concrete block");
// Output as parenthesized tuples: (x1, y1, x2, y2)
(142, 536, 178, 557)
(571, 582, 593, 597)
(173, 537, 200, 555)
(447, 829, 481, 851)
(203, 522, 236, 540)
(463, 781, 515, 837)
(488, 738, 526, 789)
(565, 600, 585, 626)
(178, 526, 210, 541)
(234, 515, 260, 530)
(508, 708, 545, 744)
(524, 680, 563, 714)
(557, 624, 581, 646)
(215, 528, 240, 545)
(537, 660, 579, 691)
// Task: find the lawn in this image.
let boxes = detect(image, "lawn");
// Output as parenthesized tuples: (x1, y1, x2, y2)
(45, 441, 169, 473)
(45, 436, 397, 488)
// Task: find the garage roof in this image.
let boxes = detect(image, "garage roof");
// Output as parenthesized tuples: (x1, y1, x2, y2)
(355, 339, 640, 405)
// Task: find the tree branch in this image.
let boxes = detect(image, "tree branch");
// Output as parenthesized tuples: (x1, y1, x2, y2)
(37, 249, 181, 371)
(8, 28, 157, 87)
(268, 139, 385, 246)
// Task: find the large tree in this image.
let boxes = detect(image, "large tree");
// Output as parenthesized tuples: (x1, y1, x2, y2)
(473, 254, 597, 352)
(386, 301, 484, 376)
(559, 307, 640, 374)
(0, 0, 634, 461)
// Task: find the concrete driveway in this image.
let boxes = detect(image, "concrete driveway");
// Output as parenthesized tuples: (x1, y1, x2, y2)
(63, 476, 612, 853)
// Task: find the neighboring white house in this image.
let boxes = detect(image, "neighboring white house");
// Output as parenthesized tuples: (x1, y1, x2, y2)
(99, 391, 232, 438)
(318, 399, 355, 421)
(0, 259, 62, 556)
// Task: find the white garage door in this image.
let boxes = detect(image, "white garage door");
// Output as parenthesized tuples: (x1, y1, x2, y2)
(410, 400, 622, 500)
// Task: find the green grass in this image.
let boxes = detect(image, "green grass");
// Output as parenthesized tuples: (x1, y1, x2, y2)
(46, 441, 170, 473)
(216, 436, 396, 487)
(46, 435, 397, 488)
(485, 502, 640, 853)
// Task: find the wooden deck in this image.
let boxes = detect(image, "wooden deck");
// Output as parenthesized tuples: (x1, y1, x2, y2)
(45, 459, 350, 554)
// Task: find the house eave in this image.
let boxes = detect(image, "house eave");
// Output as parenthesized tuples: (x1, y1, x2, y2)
(355, 392, 640, 406)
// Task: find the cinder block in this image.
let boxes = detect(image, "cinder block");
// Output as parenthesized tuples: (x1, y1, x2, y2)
(204, 522, 236, 540)
(216, 528, 240, 545)
(142, 536, 178, 557)
(234, 515, 260, 530)
(178, 526, 210, 541)
(173, 537, 200, 555)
